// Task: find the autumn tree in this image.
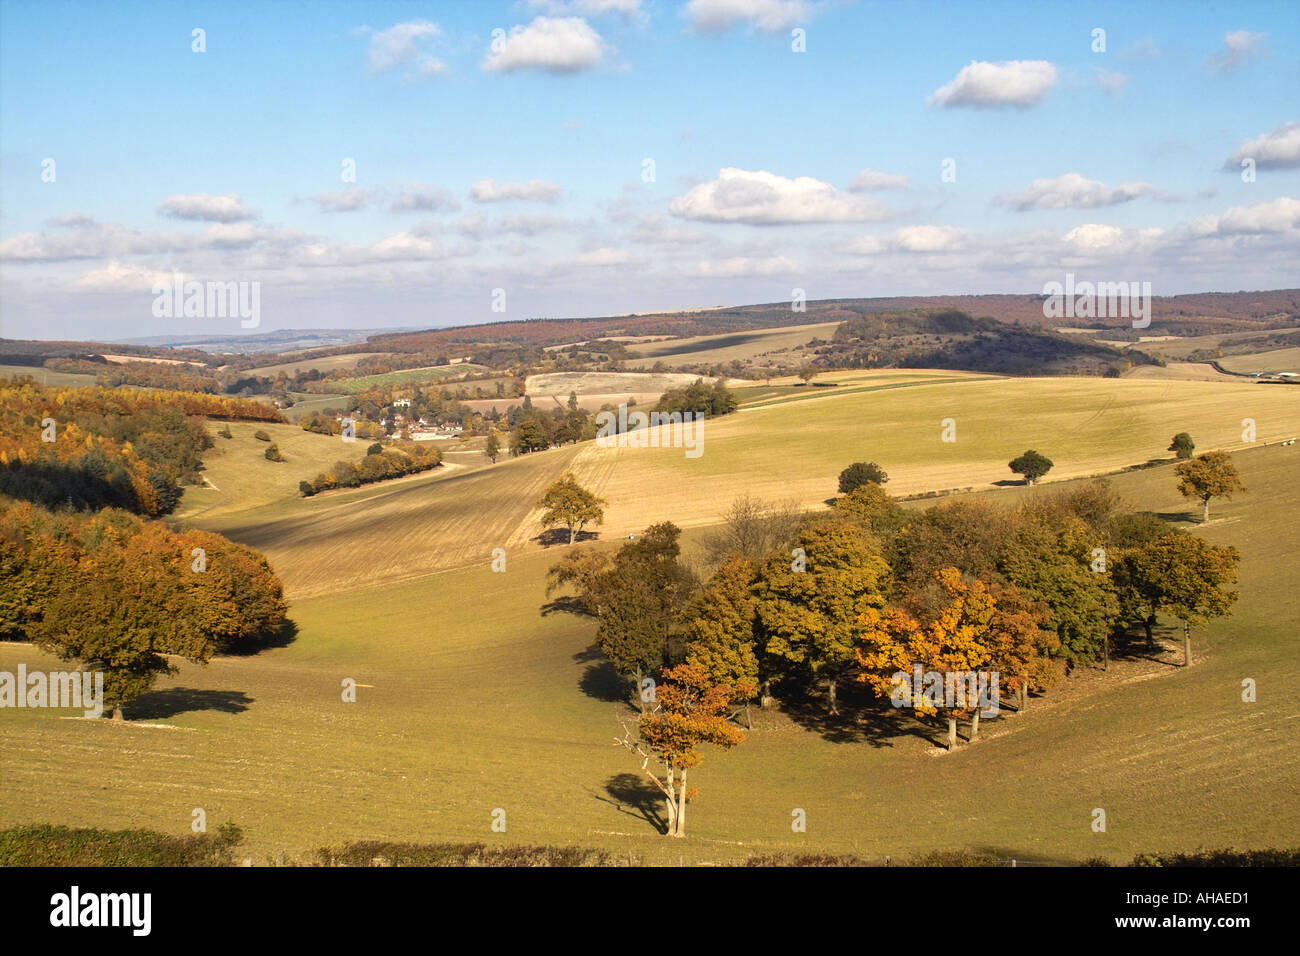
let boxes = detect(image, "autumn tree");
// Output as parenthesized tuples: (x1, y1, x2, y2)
(617, 663, 747, 838)
(1175, 451, 1244, 523)
(857, 569, 996, 749)
(1008, 449, 1054, 485)
(536, 472, 606, 544)
(1113, 530, 1239, 665)
(680, 555, 762, 722)
(755, 517, 890, 714)
(30, 539, 216, 720)
(484, 430, 501, 464)
(981, 581, 1059, 713)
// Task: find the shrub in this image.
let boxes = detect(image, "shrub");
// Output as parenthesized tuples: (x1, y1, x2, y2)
(264, 444, 285, 462)
(299, 480, 316, 497)
(0, 823, 243, 866)
(217, 424, 233, 439)
(253, 429, 271, 442)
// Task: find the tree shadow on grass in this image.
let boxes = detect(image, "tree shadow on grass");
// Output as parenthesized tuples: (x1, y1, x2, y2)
(540, 595, 592, 618)
(592, 772, 667, 835)
(533, 528, 600, 549)
(1154, 509, 1198, 524)
(573, 645, 628, 703)
(129, 688, 254, 720)
(777, 685, 941, 749)
(220, 618, 299, 656)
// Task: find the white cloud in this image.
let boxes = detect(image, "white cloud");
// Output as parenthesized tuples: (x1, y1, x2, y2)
(200, 224, 304, 249)
(1226, 121, 1300, 171)
(927, 60, 1057, 109)
(157, 193, 259, 223)
(892, 225, 968, 253)
(481, 17, 605, 74)
(309, 187, 374, 213)
(668, 167, 892, 224)
(391, 184, 460, 213)
(72, 261, 178, 292)
(1191, 197, 1300, 236)
(470, 178, 561, 202)
(849, 168, 910, 191)
(688, 254, 800, 277)
(366, 20, 447, 77)
(685, 0, 810, 33)
(1206, 30, 1267, 71)
(1063, 223, 1128, 251)
(998, 173, 1155, 211)
(574, 247, 633, 266)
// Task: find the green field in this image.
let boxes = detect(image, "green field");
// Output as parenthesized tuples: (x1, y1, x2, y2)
(326, 364, 489, 394)
(2, 371, 1297, 864)
(0, 364, 97, 387)
(242, 352, 391, 378)
(173, 420, 382, 522)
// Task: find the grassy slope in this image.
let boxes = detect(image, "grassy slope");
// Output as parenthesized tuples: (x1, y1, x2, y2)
(1, 375, 1297, 864)
(567, 374, 1300, 537)
(624, 321, 843, 368)
(173, 421, 377, 522)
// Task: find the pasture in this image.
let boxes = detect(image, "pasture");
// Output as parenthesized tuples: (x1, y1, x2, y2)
(1, 445, 1295, 864)
(2, 370, 1297, 864)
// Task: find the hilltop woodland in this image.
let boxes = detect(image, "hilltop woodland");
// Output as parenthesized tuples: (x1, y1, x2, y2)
(0, 379, 289, 718)
(819, 310, 1164, 377)
(546, 464, 1241, 837)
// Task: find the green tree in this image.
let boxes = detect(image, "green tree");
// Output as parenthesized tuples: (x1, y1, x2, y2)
(1113, 531, 1238, 665)
(1001, 517, 1120, 669)
(755, 517, 891, 714)
(1168, 432, 1195, 459)
(1175, 450, 1244, 522)
(537, 472, 606, 544)
(838, 461, 889, 493)
(1008, 449, 1054, 485)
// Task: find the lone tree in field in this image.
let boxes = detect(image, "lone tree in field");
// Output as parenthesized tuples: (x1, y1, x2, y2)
(484, 430, 501, 464)
(537, 472, 605, 544)
(1113, 531, 1239, 666)
(1175, 450, 1244, 523)
(617, 663, 747, 838)
(1009, 450, 1054, 486)
(798, 366, 819, 384)
(1168, 432, 1195, 459)
(838, 461, 889, 494)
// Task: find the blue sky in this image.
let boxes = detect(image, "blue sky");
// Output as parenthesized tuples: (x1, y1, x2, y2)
(1, 0, 1297, 341)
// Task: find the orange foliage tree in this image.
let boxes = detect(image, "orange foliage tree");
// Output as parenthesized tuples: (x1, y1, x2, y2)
(617, 663, 749, 838)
